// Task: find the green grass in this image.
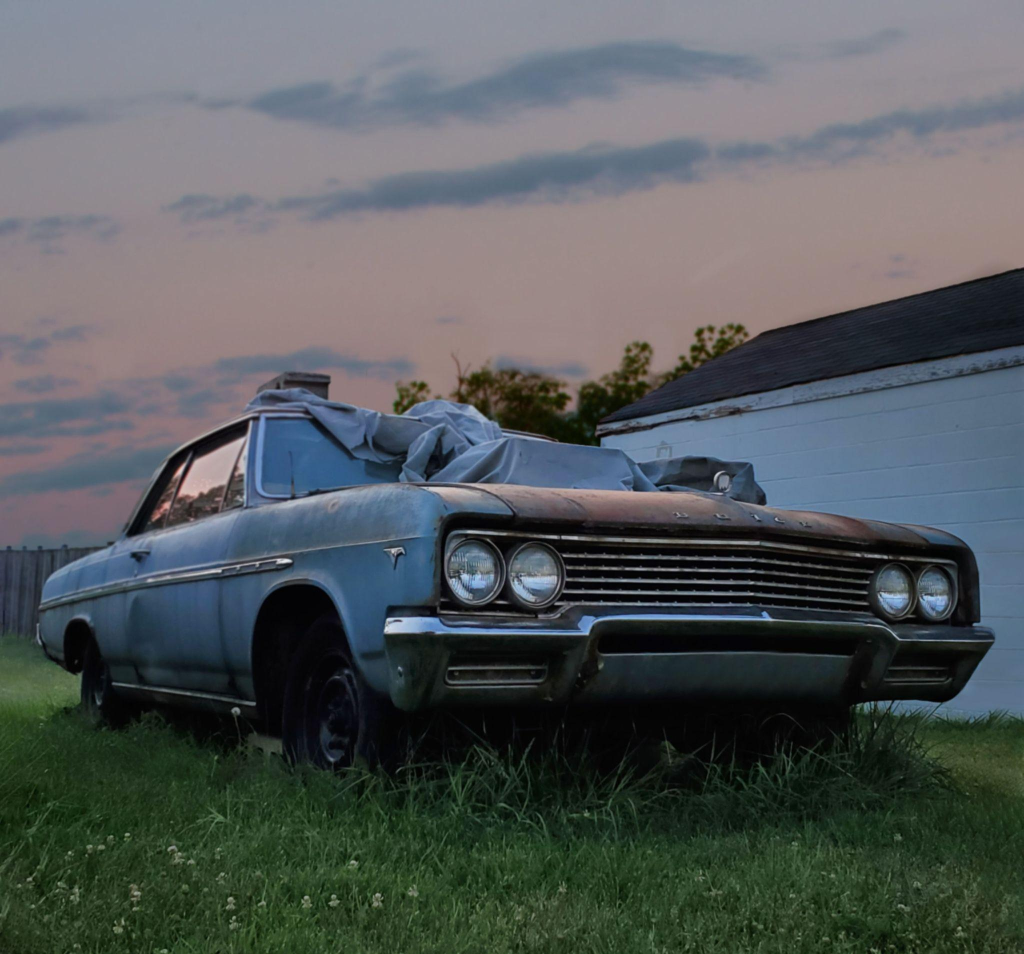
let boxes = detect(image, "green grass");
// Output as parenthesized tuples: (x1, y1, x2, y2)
(1, 634, 1022, 954)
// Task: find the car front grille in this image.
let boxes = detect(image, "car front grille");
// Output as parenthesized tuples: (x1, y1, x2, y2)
(440, 532, 882, 616)
(558, 538, 873, 612)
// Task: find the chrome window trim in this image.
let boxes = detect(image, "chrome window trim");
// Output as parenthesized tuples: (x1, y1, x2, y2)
(254, 411, 316, 500)
(38, 557, 294, 612)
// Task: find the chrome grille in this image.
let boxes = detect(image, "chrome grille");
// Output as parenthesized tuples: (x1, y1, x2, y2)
(440, 532, 883, 616)
(557, 540, 873, 612)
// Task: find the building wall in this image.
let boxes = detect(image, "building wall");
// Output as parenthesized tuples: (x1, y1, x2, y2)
(602, 359, 1024, 715)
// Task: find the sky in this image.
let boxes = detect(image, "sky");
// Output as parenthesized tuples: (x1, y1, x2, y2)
(2, 0, 1023, 547)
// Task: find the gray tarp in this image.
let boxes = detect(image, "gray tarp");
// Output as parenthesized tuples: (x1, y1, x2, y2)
(247, 389, 766, 504)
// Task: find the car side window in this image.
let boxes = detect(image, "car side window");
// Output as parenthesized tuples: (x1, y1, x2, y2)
(259, 417, 401, 496)
(222, 433, 249, 510)
(140, 458, 187, 533)
(166, 433, 247, 528)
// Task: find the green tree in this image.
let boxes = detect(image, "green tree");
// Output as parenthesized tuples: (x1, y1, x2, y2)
(657, 323, 748, 386)
(450, 359, 573, 437)
(391, 324, 748, 443)
(392, 380, 434, 414)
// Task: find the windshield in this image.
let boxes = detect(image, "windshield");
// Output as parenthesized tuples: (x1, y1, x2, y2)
(259, 417, 401, 496)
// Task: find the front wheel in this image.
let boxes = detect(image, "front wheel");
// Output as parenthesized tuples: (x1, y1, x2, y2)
(281, 615, 398, 770)
(80, 639, 129, 726)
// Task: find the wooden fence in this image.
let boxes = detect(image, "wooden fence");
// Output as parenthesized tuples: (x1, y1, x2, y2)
(0, 546, 101, 636)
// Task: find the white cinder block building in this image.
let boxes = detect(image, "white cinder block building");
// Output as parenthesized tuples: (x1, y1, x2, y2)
(599, 269, 1024, 715)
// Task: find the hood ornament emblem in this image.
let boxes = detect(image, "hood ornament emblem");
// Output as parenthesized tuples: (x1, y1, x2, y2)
(383, 546, 406, 568)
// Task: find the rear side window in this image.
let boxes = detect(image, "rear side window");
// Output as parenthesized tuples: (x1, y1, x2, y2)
(259, 417, 400, 496)
(166, 433, 247, 527)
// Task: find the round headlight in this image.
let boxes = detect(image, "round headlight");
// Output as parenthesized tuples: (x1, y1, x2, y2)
(917, 565, 955, 621)
(445, 539, 503, 606)
(871, 563, 915, 620)
(507, 543, 564, 609)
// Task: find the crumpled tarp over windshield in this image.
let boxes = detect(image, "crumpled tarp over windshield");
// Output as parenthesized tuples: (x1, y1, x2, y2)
(247, 389, 766, 504)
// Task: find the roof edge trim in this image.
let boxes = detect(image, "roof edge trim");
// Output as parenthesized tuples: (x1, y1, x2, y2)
(597, 343, 1024, 439)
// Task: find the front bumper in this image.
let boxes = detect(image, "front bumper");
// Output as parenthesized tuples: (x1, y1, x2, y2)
(383, 607, 994, 712)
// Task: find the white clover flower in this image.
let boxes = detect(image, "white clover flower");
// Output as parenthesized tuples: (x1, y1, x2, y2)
(226, 897, 236, 911)
(407, 886, 419, 899)
(556, 883, 567, 896)
(57, 881, 68, 890)
(96, 844, 106, 853)
(301, 896, 312, 909)
(215, 848, 223, 860)
(257, 900, 267, 909)
(167, 845, 178, 854)
(896, 903, 910, 913)
(912, 881, 922, 889)
(171, 853, 184, 866)
(371, 893, 383, 909)
(329, 894, 340, 908)
(112, 919, 125, 935)
(66, 850, 74, 859)
(893, 833, 903, 843)
(86, 845, 94, 855)
(187, 858, 195, 866)
(216, 871, 227, 883)
(129, 885, 142, 904)
(106, 835, 115, 845)
(70, 887, 81, 904)
(347, 859, 359, 869)
(229, 916, 240, 931)
(123, 833, 132, 841)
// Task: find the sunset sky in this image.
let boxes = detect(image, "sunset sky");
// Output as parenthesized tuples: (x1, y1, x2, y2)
(2, 0, 1023, 547)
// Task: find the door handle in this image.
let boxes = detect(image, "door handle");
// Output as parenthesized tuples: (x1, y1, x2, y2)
(130, 548, 151, 562)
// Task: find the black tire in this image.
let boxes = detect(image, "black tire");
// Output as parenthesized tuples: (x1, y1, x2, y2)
(281, 615, 398, 770)
(80, 639, 128, 726)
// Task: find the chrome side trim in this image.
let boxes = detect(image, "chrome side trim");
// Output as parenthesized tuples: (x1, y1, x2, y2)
(111, 683, 257, 709)
(38, 557, 294, 612)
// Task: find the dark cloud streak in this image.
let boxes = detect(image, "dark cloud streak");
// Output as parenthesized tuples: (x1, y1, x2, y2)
(244, 41, 766, 132)
(0, 105, 94, 145)
(0, 443, 177, 498)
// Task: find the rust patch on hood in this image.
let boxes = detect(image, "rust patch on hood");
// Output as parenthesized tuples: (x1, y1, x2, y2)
(425, 483, 936, 550)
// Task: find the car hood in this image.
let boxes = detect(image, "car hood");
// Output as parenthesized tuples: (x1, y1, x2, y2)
(421, 482, 965, 554)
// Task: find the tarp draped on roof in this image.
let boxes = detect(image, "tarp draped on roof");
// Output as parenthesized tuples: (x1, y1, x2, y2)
(247, 390, 766, 504)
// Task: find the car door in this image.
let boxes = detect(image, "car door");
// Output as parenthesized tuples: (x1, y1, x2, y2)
(124, 425, 250, 696)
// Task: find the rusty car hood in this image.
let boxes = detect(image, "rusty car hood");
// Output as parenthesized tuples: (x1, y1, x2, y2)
(422, 483, 959, 553)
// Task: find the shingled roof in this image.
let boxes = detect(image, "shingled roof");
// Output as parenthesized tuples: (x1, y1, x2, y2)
(601, 267, 1024, 426)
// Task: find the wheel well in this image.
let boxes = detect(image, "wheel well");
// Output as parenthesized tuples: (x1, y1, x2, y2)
(63, 619, 93, 674)
(251, 585, 342, 733)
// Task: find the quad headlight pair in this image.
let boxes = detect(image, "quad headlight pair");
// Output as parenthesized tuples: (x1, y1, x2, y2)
(870, 563, 957, 622)
(445, 537, 564, 610)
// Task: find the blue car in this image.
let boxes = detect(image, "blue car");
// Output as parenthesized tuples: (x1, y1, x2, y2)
(38, 378, 994, 768)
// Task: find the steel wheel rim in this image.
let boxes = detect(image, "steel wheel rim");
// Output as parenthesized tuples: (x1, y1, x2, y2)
(312, 662, 358, 766)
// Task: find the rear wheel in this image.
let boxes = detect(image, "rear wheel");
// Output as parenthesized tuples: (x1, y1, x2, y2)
(281, 615, 398, 770)
(80, 639, 128, 726)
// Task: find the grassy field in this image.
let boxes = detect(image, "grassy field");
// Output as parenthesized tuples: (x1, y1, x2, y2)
(1, 635, 1022, 954)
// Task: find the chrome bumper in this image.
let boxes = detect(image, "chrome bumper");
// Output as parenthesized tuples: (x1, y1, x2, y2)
(383, 607, 994, 712)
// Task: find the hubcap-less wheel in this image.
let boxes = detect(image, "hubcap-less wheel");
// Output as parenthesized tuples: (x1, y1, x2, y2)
(281, 615, 401, 771)
(315, 666, 359, 766)
(81, 639, 127, 726)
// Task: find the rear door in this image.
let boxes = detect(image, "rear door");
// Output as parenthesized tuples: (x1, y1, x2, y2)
(123, 425, 250, 695)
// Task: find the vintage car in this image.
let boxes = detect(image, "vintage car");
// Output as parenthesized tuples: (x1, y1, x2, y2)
(38, 376, 994, 767)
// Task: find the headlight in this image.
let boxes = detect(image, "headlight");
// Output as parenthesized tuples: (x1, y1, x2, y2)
(507, 542, 564, 609)
(445, 538, 503, 606)
(871, 563, 914, 620)
(917, 565, 956, 621)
